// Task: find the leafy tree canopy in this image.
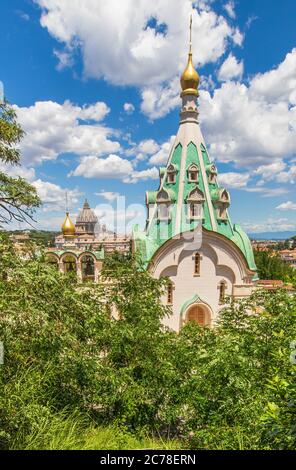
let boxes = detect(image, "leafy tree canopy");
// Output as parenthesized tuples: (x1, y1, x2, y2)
(0, 100, 40, 226)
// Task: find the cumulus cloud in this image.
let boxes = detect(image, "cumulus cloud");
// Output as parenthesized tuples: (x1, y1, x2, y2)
(70, 154, 158, 184)
(199, 49, 296, 168)
(34, 0, 241, 87)
(218, 172, 250, 188)
(0, 162, 36, 181)
(127, 166, 159, 184)
(14, 100, 119, 165)
(123, 102, 135, 115)
(223, 1, 236, 19)
(32, 179, 82, 212)
(95, 191, 121, 202)
(276, 201, 296, 211)
(254, 161, 296, 184)
(149, 135, 175, 165)
(70, 154, 133, 180)
(218, 53, 243, 81)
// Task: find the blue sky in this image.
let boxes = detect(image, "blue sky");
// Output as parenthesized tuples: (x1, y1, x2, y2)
(1, 0, 296, 234)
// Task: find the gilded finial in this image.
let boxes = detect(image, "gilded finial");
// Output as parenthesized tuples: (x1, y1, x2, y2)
(180, 14, 199, 96)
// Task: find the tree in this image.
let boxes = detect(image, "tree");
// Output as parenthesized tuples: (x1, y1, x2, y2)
(254, 250, 296, 283)
(0, 100, 40, 225)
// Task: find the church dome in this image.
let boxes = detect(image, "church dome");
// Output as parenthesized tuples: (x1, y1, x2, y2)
(180, 52, 199, 96)
(76, 199, 98, 224)
(62, 212, 75, 237)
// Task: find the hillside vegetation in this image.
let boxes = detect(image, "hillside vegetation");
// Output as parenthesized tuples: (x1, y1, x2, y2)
(0, 235, 295, 450)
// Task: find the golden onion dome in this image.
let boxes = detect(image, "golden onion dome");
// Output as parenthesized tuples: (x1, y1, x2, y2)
(61, 212, 75, 237)
(180, 51, 199, 96)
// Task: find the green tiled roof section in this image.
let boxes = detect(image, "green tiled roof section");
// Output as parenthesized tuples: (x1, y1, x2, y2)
(200, 143, 256, 270)
(146, 191, 158, 204)
(180, 142, 212, 232)
(146, 143, 182, 248)
(231, 224, 257, 272)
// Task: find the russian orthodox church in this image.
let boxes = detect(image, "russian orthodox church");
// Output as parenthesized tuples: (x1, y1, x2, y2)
(47, 23, 257, 331)
(132, 29, 257, 331)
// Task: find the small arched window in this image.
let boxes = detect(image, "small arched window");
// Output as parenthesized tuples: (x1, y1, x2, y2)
(188, 164, 199, 182)
(187, 188, 205, 220)
(167, 282, 173, 305)
(219, 281, 227, 303)
(194, 253, 200, 275)
(167, 164, 176, 184)
(157, 189, 171, 221)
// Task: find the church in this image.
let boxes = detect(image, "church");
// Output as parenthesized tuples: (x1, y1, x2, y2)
(132, 29, 257, 331)
(48, 26, 257, 331)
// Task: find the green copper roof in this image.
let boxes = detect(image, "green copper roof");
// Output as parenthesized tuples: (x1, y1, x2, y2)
(133, 109, 257, 275)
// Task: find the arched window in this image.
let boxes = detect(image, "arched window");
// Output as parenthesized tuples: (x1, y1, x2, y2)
(167, 164, 177, 184)
(208, 164, 217, 183)
(157, 189, 171, 221)
(187, 164, 199, 182)
(62, 254, 76, 274)
(187, 188, 205, 220)
(167, 282, 173, 305)
(219, 281, 227, 303)
(213, 189, 230, 220)
(194, 253, 200, 275)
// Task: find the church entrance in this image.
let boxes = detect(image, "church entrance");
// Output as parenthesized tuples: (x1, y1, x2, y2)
(185, 303, 211, 327)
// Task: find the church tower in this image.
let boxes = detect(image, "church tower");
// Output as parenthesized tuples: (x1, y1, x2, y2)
(133, 17, 257, 331)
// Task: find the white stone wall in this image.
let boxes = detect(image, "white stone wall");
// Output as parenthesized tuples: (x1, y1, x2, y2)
(150, 229, 255, 331)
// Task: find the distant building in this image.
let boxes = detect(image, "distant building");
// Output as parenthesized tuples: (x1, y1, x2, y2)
(46, 199, 131, 281)
(279, 249, 296, 268)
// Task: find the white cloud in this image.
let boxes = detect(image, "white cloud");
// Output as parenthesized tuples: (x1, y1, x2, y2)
(149, 135, 175, 165)
(70, 153, 159, 184)
(70, 154, 133, 180)
(251, 48, 296, 103)
(218, 171, 249, 188)
(244, 187, 290, 198)
(14, 100, 119, 165)
(53, 49, 74, 71)
(242, 218, 296, 234)
(123, 102, 135, 114)
(200, 49, 296, 168)
(95, 191, 121, 202)
(218, 53, 243, 81)
(276, 201, 296, 211)
(141, 76, 180, 120)
(137, 139, 160, 155)
(35, 0, 241, 87)
(32, 179, 81, 212)
(0, 163, 36, 181)
(254, 161, 296, 184)
(127, 166, 159, 184)
(223, 1, 236, 19)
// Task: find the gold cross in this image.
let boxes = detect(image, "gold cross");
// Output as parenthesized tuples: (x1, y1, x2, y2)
(189, 14, 192, 53)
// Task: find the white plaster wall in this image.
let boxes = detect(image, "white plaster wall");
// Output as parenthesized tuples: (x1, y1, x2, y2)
(151, 230, 254, 331)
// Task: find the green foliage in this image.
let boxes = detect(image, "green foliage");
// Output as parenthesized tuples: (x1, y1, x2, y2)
(0, 100, 40, 225)
(254, 249, 296, 283)
(0, 237, 295, 449)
